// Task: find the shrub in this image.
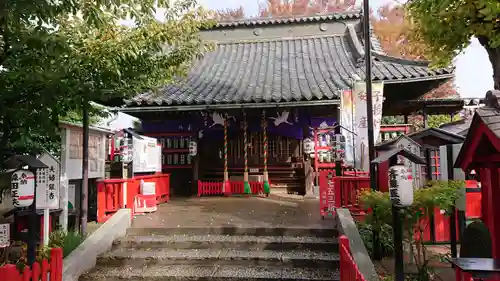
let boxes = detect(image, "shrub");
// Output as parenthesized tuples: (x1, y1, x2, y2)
(49, 230, 85, 258)
(358, 180, 463, 281)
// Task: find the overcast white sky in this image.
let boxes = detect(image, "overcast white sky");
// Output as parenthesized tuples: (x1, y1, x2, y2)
(198, 0, 494, 98)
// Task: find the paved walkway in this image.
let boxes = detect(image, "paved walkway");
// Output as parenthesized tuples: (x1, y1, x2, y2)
(131, 196, 334, 229)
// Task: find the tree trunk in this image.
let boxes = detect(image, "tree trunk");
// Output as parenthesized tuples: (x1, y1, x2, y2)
(478, 36, 500, 90)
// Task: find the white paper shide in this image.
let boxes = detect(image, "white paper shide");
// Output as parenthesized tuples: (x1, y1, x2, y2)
(389, 165, 413, 207)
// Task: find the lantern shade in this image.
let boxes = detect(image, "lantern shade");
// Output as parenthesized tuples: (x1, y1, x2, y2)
(188, 141, 197, 156)
(389, 165, 413, 207)
(303, 138, 314, 154)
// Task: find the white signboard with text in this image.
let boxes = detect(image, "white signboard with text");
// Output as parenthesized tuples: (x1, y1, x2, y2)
(353, 82, 385, 171)
(36, 153, 60, 209)
(133, 136, 161, 173)
(11, 170, 35, 208)
(0, 223, 10, 248)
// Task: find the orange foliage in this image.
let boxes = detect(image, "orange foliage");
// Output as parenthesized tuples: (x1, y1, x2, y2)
(209, 6, 245, 20)
(371, 5, 427, 60)
(372, 4, 456, 98)
(259, 0, 356, 17)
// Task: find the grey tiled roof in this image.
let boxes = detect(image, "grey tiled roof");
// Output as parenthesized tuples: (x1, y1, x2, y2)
(476, 107, 500, 139)
(128, 33, 453, 106)
(212, 11, 363, 28)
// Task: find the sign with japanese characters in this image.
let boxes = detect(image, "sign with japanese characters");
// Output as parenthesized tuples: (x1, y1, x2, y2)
(340, 90, 355, 166)
(319, 171, 337, 218)
(11, 170, 35, 208)
(394, 136, 423, 188)
(36, 153, 60, 209)
(389, 165, 413, 207)
(0, 223, 9, 248)
(353, 82, 385, 171)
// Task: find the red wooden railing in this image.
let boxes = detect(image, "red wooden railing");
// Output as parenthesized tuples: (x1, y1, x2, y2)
(319, 170, 371, 218)
(1, 248, 63, 281)
(134, 173, 170, 204)
(197, 181, 265, 197)
(97, 173, 170, 223)
(197, 181, 224, 196)
(97, 179, 126, 223)
(339, 235, 367, 281)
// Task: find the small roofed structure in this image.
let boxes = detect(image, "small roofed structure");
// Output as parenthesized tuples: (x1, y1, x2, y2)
(376, 135, 423, 191)
(4, 155, 48, 170)
(455, 89, 500, 259)
(372, 147, 426, 165)
(406, 128, 465, 149)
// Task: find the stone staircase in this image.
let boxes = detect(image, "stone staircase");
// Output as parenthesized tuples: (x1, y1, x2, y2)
(80, 227, 340, 281)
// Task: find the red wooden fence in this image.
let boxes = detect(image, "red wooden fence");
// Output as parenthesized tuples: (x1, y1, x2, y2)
(96, 173, 170, 223)
(339, 235, 367, 281)
(197, 181, 224, 196)
(319, 170, 370, 219)
(197, 181, 265, 197)
(1, 248, 63, 281)
(318, 171, 483, 243)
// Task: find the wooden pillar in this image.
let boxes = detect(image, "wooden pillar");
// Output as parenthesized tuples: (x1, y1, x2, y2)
(262, 110, 270, 195)
(403, 114, 408, 124)
(423, 107, 429, 128)
(425, 146, 436, 243)
(302, 121, 314, 197)
(223, 113, 230, 196)
(492, 165, 500, 258)
(484, 164, 500, 258)
(243, 111, 251, 194)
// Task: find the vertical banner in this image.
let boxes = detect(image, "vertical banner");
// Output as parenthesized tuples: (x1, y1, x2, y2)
(353, 81, 385, 171)
(340, 90, 355, 167)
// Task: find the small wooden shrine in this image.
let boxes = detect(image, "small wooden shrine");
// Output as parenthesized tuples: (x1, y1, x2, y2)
(455, 90, 500, 259)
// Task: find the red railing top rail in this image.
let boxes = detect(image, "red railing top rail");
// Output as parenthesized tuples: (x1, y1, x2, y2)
(339, 235, 368, 281)
(96, 178, 128, 184)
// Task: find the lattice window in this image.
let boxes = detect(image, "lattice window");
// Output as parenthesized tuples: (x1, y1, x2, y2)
(430, 150, 441, 179)
(422, 149, 441, 180)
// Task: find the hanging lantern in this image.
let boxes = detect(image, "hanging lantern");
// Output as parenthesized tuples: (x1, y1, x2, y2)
(389, 165, 413, 207)
(188, 141, 197, 156)
(303, 138, 314, 154)
(120, 137, 133, 163)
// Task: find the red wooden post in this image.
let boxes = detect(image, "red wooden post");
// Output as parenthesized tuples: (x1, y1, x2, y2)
(1, 264, 20, 281)
(50, 248, 63, 281)
(126, 179, 139, 219)
(339, 235, 350, 281)
(96, 181, 106, 223)
(40, 259, 49, 281)
(21, 266, 31, 281)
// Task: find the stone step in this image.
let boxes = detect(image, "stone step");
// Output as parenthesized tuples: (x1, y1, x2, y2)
(80, 265, 339, 281)
(126, 227, 338, 238)
(97, 248, 340, 268)
(113, 234, 338, 251)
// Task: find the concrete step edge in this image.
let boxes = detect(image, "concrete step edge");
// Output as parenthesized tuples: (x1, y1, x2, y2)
(81, 265, 340, 281)
(114, 234, 338, 245)
(99, 249, 340, 261)
(126, 227, 338, 237)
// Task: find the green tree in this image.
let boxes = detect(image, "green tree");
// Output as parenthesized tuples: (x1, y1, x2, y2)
(407, 0, 500, 89)
(0, 0, 213, 163)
